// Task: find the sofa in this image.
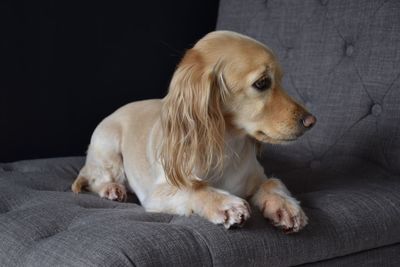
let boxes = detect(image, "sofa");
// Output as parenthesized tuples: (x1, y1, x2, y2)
(1, 0, 399, 266)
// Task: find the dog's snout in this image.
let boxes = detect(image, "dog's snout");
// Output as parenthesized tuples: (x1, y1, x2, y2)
(300, 114, 316, 129)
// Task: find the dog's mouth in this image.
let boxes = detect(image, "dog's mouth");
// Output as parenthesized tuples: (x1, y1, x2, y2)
(254, 130, 298, 144)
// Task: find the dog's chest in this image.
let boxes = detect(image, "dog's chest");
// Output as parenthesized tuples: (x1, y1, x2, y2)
(211, 163, 252, 198)
(208, 138, 256, 198)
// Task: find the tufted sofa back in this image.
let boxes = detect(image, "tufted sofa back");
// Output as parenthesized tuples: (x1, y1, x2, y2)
(217, 0, 400, 176)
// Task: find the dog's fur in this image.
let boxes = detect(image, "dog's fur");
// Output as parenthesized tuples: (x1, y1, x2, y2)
(72, 31, 315, 232)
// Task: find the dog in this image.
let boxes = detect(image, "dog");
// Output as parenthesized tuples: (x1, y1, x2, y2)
(72, 31, 316, 232)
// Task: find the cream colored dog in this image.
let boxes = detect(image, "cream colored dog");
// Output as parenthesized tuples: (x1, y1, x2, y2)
(72, 31, 316, 232)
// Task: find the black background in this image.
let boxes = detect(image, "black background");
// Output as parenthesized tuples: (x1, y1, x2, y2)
(1, 1, 220, 162)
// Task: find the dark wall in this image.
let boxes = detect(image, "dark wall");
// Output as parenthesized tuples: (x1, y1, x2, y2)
(1, 1, 219, 162)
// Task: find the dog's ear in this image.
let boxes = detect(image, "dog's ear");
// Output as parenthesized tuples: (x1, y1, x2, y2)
(161, 49, 227, 188)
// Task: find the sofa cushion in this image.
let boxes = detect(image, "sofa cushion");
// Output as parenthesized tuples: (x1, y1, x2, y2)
(1, 157, 399, 266)
(305, 243, 400, 267)
(217, 0, 400, 176)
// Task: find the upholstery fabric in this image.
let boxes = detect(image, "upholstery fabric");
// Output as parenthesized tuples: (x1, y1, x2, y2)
(215, 0, 400, 264)
(1, 157, 400, 266)
(217, 0, 400, 176)
(303, 243, 400, 267)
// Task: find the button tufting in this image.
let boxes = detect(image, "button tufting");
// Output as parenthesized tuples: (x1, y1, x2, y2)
(320, 0, 329, 6)
(371, 104, 382, 116)
(345, 45, 354, 56)
(310, 160, 321, 169)
(286, 48, 294, 59)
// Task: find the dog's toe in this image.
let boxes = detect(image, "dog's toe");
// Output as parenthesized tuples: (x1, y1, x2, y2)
(100, 183, 127, 202)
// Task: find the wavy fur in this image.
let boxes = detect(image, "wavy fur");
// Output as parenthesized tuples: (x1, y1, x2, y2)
(160, 49, 227, 188)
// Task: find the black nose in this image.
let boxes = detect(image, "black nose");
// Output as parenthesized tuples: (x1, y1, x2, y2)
(301, 114, 316, 129)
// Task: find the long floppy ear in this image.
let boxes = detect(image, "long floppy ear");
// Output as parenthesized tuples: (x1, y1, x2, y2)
(160, 49, 227, 188)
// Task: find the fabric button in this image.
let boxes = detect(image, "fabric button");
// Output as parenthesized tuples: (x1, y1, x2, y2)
(345, 45, 354, 56)
(320, 0, 329, 6)
(285, 47, 294, 59)
(310, 160, 321, 169)
(371, 104, 382, 116)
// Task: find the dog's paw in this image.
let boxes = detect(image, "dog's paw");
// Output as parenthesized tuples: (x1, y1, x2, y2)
(222, 199, 251, 229)
(99, 183, 127, 202)
(208, 195, 251, 229)
(261, 193, 308, 233)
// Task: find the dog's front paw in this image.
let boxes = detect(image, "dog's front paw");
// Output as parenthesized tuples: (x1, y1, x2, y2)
(204, 194, 251, 229)
(260, 193, 308, 233)
(221, 198, 251, 229)
(99, 183, 127, 202)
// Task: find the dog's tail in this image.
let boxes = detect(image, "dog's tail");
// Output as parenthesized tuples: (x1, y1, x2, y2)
(71, 175, 88, 193)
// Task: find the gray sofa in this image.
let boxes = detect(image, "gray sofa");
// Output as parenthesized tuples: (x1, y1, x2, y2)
(1, 0, 400, 266)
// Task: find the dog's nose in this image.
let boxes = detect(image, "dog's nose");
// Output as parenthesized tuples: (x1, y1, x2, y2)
(301, 114, 316, 129)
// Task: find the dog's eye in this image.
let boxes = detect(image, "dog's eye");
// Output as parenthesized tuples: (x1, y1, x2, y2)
(253, 77, 272, 91)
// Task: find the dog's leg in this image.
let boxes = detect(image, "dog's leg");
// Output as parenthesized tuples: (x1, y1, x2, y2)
(143, 184, 251, 229)
(251, 178, 308, 233)
(72, 162, 127, 202)
(71, 121, 127, 202)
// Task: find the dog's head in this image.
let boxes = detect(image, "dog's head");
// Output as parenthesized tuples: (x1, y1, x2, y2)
(161, 31, 316, 187)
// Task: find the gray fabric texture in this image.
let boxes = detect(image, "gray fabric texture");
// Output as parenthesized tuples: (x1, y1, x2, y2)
(1, 157, 400, 266)
(217, 0, 400, 176)
(216, 0, 400, 264)
(301, 243, 400, 267)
